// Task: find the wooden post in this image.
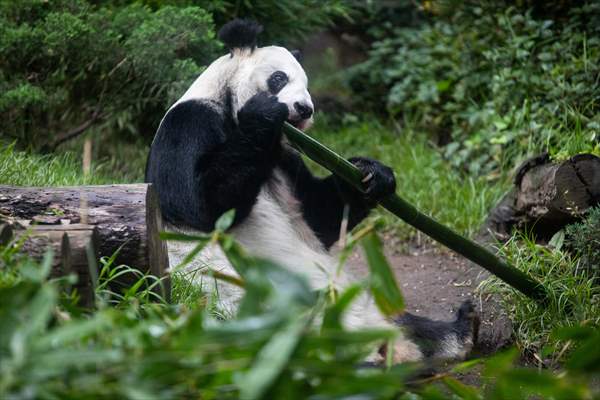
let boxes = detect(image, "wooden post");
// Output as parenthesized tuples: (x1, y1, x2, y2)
(14, 224, 100, 306)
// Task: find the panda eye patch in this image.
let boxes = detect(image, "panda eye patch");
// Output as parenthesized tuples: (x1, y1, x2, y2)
(267, 71, 288, 94)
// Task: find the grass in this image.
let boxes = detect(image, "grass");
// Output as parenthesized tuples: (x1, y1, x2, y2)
(480, 233, 600, 355)
(0, 141, 144, 186)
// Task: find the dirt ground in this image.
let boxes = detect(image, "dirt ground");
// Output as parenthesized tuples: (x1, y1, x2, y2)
(344, 239, 514, 356)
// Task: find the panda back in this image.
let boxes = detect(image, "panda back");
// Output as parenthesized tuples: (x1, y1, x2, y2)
(146, 99, 226, 230)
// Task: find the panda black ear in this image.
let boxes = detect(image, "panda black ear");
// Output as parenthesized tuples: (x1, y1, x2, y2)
(218, 19, 263, 53)
(290, 49, 303, 64)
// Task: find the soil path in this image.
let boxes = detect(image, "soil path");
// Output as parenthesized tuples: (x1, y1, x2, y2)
(344, 241, 513, 355)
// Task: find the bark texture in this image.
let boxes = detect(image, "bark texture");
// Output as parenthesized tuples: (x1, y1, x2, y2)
(0, 184, 170, 300)
(480, 153, 600, 243)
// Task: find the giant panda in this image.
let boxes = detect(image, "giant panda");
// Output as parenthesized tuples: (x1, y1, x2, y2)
(146, 19, 478, 363)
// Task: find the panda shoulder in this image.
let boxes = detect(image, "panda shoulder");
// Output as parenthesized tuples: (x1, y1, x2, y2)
(160, 99, 223, 132)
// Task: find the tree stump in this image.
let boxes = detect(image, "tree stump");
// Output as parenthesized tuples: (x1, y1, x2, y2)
(0, 184, 170, 300)
(480, 153, 600, 243)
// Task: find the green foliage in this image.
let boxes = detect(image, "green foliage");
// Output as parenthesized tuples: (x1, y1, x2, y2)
(111, 0, 352, 44)
(480, 233, 600, 353)
(565, 206, 600, 278)
(1, 231, 599, 398)
(0, 0, 353, 151)
(0, 230, 401, 398)
(362, 232, 405, 316)
(0, 1, 220, 148)
(350, 1, 600, 176)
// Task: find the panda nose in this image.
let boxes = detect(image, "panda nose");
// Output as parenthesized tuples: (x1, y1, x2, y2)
(294, 102, 313, 119)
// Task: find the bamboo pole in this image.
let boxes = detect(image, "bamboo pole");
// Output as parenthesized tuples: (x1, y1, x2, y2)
(282, 122, 547, 303)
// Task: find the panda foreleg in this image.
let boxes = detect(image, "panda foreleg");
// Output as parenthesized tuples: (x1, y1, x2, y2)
(197, 93, 290, 229)
(279, 153, 395, 249)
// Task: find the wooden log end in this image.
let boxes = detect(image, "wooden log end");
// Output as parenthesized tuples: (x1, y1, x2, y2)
(0, 223, 13, 246)
(145, 184, 171, 301)
(552, 154, 600, 216)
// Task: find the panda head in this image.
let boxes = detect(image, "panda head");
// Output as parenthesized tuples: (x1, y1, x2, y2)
(217, 19, 314, 130)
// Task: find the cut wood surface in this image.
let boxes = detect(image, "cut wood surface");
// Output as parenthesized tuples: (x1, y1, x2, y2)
(481, 153, 600, 242)
(0, 184, 170, 299)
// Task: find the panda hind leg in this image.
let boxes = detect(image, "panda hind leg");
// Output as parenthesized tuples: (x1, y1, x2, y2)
(391, 300, 480, 363)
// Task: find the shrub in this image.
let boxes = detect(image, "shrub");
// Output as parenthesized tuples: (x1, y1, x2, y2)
(0, 1, 220, 149)
(0, 0, 355, 152)
(349, 1, 600, 176)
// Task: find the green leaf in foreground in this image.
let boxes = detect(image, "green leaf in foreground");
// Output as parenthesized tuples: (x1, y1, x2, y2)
(442, 377, 481, 400)
(322, 284, 363, 330)
(159, 231, 212, 242)
(216, 209, 236, 232)
(361, 232, 404, 317)
(237, 315, 308, 400)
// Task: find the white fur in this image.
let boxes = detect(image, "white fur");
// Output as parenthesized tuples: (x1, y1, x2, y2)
(177, 46, 313, 127)
(169, 170, 385, 327)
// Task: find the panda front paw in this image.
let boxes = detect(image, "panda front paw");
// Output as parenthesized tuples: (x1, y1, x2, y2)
(349, 157, 396, 201)
(238, 92, 289, 135)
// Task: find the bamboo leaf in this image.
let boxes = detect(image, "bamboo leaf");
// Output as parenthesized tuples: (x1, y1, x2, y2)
(215, 209, 236, 231)
(322, 284, 363, 330)
(159, 231, 211, 242)
(361, 232, 405, 317)
(565, 333, 600, 373)
(35, 314, 112, 349)
(442, 377, 481, 400)
(171, 239, 210, 272)
(238, 315, 307, 400)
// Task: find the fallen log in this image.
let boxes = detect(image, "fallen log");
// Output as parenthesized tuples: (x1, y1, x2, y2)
(0, 184, 170, 299)
(480, 153, 600, 243)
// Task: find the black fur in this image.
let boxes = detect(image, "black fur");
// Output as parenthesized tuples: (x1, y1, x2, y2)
(145, 92, 287, 231)
(349, 157, 396, 202)
(290, 49, 303, 63)
(395, 300, 479, 358)
(267, 71, 288, 94)
(218, 19, 263, 52)
(278, 151, 395, 249)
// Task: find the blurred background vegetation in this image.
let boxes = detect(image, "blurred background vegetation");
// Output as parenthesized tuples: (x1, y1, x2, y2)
(1, 0, 598, 178)
(1, 0, 600, 398)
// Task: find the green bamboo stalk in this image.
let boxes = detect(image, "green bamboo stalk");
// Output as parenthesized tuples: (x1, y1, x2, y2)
(282, 122, 547, 303)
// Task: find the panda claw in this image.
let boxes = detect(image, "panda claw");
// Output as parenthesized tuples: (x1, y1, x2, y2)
(362, 172, 374, 183)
